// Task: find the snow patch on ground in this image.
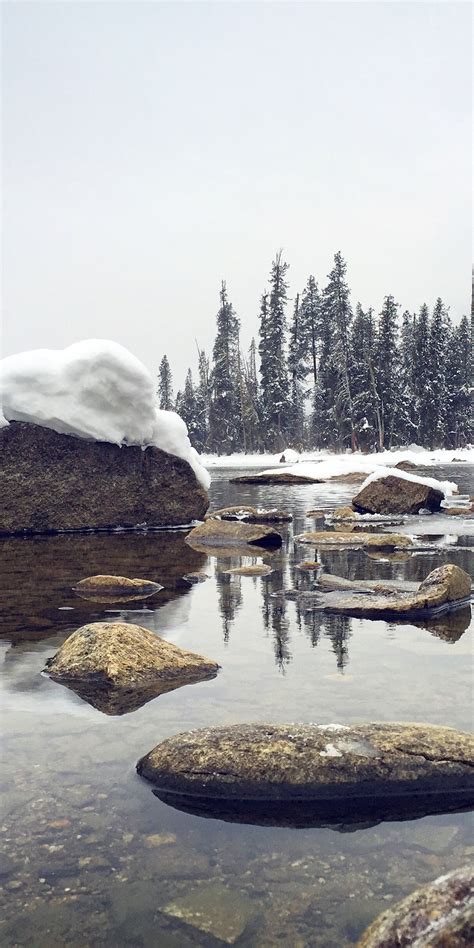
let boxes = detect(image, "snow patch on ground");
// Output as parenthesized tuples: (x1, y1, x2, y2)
(0, 340, 210, 490)
(201, 447, 474, 468)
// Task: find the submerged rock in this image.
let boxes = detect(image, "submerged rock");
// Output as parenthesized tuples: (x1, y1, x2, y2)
(206, 505, 292, 523)
(277, 565, 471, 620)
(230, 471, 323, 485)
(137, 722, 474, 828)
(185, 520, 282, 551)
(295, 560, 321, 571)
(73, 574, 163, 602)
(0, 421, 209, 534)
(353, 474, 445, 515)
(223, 564, 273, 577)
(44, 622, 218, 714)
(182, 571, 210, 584)
(357, 864, 474, 947)
(161, 882, 257, 944)
(294, 531, 413, 550)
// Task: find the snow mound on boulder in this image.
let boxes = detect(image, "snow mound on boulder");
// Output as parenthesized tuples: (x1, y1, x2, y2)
(359, 466, 457, 498)
(0, 340, 210, 490)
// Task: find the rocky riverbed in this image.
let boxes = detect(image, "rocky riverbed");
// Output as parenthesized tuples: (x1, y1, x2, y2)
(0, 460, 472, 946)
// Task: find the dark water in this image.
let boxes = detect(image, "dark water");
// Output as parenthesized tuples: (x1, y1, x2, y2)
(1, 463, 473, 947)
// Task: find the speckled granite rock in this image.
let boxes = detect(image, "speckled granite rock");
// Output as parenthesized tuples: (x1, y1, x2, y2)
(357, 864, 474, 947)
(185, 520, 282, 550)
(137, 722, 474, 806)
(0, 421, 209, 534)
(352, 474, 445, 514)
(44, 622, 218, 713)
(73, 574, 163, 602)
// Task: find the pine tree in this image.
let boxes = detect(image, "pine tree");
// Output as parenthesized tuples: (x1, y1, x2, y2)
(193, 348, 211, 451)
(157, 355, 173, 410)
(258, 251, 290, 450)
(374, 295, 402, 448)
(299, 275, 321, 388)
(412, 303, 431, 446)
(287, 293, 306, 447)
(397, 310, 418, 444)
(208, 281, 242, 454)
(350, 304, 377, 450)
(319, 252, 355, 449)
(178, 369, 198, 444)
(427, 299, 450, 447)
(445, 314, 472, 448)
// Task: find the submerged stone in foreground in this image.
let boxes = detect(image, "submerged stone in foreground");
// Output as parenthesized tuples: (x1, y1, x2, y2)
(0, 421, 209, 534)
(44, 622, 218, 714)
(137, 722, 474, 824)
(357, 864, 474, 947)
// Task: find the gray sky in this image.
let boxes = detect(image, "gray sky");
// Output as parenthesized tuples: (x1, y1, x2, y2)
(2, 1, 471, 386)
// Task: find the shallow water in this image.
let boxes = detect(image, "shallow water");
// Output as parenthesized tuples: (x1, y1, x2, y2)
(1, 463, 473, 946)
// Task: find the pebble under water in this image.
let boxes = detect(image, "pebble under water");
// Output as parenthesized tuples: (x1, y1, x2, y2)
(0, 463, 473, 947)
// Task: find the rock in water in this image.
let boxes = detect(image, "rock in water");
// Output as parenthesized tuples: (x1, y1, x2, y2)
(223, 564, 273, 577)
(0, 421, 209, 534)
(73, 575, 163, 602)
(185, 520, 282, 550)
(353, 474, 444, 514)
(44, 622, 218, 714)
(137, 723, 474, 827)
(294, 531, 413, 550)
(230, 472, 323, 485)
(357, 864, 474, 947)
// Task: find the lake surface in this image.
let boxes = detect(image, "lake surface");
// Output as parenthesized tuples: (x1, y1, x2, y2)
(1, 463, 473, 946)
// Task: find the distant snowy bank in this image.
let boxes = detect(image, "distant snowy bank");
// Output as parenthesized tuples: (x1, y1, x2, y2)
(202, 446, 473, 471)
(0, 340, 210, 490)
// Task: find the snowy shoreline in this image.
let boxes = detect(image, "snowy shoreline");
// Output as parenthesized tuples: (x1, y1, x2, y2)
(201, 446, 474, 469)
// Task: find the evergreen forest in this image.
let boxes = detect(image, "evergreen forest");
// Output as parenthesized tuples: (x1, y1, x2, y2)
(157, 252, 473, 455)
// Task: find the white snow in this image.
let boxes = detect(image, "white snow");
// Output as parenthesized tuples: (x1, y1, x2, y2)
(0, 340, 210, 490)
(201, 447, 474, 468)
(359, 466, 457, 498)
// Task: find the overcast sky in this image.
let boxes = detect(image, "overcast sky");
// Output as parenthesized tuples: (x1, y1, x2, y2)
(2, 1, 471, 385)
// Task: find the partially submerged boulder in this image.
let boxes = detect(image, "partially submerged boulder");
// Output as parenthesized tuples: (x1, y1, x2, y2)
(357, 864, 473, 948)
(73, 574, 163, 603)
(137, 722, 474, 828)
(44, 622, 218, 714)
(294, 531, 413, 550)
(277, 565, 471, 620)
(230, 471, 322, 485)
(223, 564, 273, 577)
(331, 506, 357, 520)
(393, 459, 418, 471)
(185, 520, 282, 551)
(206, 506, 292, 523)
(353, 474, 445, 515)
(0, 421, 209, 534)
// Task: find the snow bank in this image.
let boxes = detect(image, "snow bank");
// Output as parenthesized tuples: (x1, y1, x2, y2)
(0, 340, 210, 490)
(358, 466, 457, 498)
(202, 447, 474, 468)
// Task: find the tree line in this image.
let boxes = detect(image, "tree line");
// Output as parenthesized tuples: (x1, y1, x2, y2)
(157, 251, 472, 454)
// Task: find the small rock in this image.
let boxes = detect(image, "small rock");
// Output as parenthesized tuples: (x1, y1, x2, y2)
(144, 832, 176, 848)
(73, 575, 163, 603)
(294, 531, 413, 550)
(295, 561, 321, 571)
(223, 564, 273, 577)
(161, 882, 257, 944)
(182, 571, 210, 584)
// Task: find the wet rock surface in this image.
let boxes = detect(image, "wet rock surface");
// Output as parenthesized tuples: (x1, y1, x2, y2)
(206, 505, 292, 523)
(137, 722, 474, 807)
(73, 574, 163, 603)
(357, 864, 474, 947)
(0, 420, 209, 534)
(223, 564, 273, 577)
(44, 622, 219, 714)
(277, 565, 472, 620)
(185, 519, 283, 550)
(230, 471, 323, 485)
(294, 531, 413, 550)
(353, 474, 445, 515)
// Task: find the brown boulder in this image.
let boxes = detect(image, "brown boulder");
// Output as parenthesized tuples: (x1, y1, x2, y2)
(393, 459, 418, 471)
(185, 520, 282, 550)
(353, 474, 445, 514)
(294, 531, 413, 550)
(418, 564, 471, 604)
(223, 564, 273, 577)
(0, 421, 209, 535)
(357, 864, 473, 947)
(73, 574, 163, 602)
(44, 621, 218, 714)
(331, 506, 357, 520)
(230, 472, 322, 485)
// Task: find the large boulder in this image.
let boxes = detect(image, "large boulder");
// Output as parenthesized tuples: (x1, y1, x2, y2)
(185, 520, 282, 550)
(357, 865, 473, 947)
(137, 722, 474, 828)
(44, 621, 218, 714)
(230, 472, 323, 485)
(0, 421, 209, 534)
(353, 474, 445, 514)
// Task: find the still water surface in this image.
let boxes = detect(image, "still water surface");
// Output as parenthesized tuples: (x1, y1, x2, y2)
(1, 464, 473, 946)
